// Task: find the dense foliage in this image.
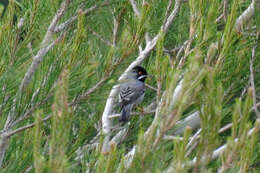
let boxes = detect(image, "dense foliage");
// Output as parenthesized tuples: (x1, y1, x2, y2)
(0, 0, 260, 172)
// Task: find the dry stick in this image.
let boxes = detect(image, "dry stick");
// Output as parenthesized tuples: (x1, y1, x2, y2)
(145, 83, 158, 92)
(5, 115, 51, 138)
(129, 0, 141, 18)
(112, 8, 119, 47)
(223, 0, 228, 22)
(87, 7, 121, 48)
(20, 0, 70, 91)
(187, 119, 260, 168)
(54, 2, 111, 33)
(249, 34, 260, 118)
(162, 0, 173, 26)
(185, 122, 233, 158)
(69, 74, 111, 106)
(0, 0, 69, 162)
(184, 97, 260, 158)
(161, 0, 181, 32)
(1, 0, 109, 137)
(0, 85, 9, 117)
(165, 120, 260, 172)
(7, 74, 113, 138)
(4, 33, 61, 129)
(235, 0, 257, 32)
(10, 89, 55, 129)
(185, 128, 201, 157)
(101, 0, 183, 154)
(87, 26, 113, 47)
(176, 40, 189, 64)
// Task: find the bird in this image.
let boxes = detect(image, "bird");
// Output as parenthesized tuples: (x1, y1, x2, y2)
(118, 66, 148, 122)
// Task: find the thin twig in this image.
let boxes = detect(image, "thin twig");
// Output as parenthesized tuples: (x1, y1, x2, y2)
(249, 32, 260, 118)
(108, 110, 156, 119)
(87, 26, 113, 47)
(10, 91, 54, 129)
(145, 83, 157, 92)
(161, 0, 181, 32)
(70, 74, 111, 106)
(54, 2, 111, 33)
(20, 0, 70, 91)
(235, 0, 257, 32)
(185, 128, 201, 157)
(187, 120, 260, 168)
(6, 115, 51, 138)
(112, 8, 119, 47)
(129, 0, 141, 17)
(162, 0, 173, 26)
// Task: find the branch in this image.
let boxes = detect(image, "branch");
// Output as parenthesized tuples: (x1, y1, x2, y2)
(187, 119, 260, 168)
(161, 0, 181, 32)
(69, 74, 111, 106)
(0, 133, 9, 167)
(162, 0, 173, 26)
(112, 9, 119, 47)
(108, 110, 156, 119)
(129, 0, 141, 18)
(20, 0, 70, 91)
(235, 0, 258, 32)
(87, 26, 113, 47)
(249, 33, 260, 118)
(145, 83, 158, 92)
(10, 86, 55, 128)
(54, 2, 110, 33)
(5, 115, 51, 138)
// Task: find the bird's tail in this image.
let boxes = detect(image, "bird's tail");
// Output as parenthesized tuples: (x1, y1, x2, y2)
(119, 104, 132, 122)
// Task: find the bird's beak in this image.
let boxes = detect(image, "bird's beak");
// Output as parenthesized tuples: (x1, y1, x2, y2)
(138, 75, 150, 80)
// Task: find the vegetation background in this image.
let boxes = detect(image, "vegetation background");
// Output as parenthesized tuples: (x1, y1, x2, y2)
(0, 0, 260, 172)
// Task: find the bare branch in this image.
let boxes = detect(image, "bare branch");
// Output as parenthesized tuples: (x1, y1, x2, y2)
(187, 119, 260, 168)
(161, 0, 181, 32)
(185, 128, 201, 156)
(108, 110, 156, 119)
(0, 133, 9, 167)
(87, 26, 113, 47)
(70, 75, 111, 106)
(10, 86, 56, 129)
(20, 0, 70, 91)
(145, 83, 158, 92)
(129, 0, 141, 18)
(162, 0, 173, 26)
(249, 33, 260, 118)
(6, 115, 51, 138)
(112, 9, 119, 47)
(54, 2, 110, 33)
(17, 17, 25, 30)
(235, 0, 258, 32)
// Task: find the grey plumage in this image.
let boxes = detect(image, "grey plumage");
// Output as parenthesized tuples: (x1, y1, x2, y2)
(118, 66, 147, 122)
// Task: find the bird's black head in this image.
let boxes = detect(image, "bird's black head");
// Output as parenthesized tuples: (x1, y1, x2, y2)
(132, 66, 148, 82)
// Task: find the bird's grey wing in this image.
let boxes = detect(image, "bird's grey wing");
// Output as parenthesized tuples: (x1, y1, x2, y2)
(119, 82, 145, 105)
